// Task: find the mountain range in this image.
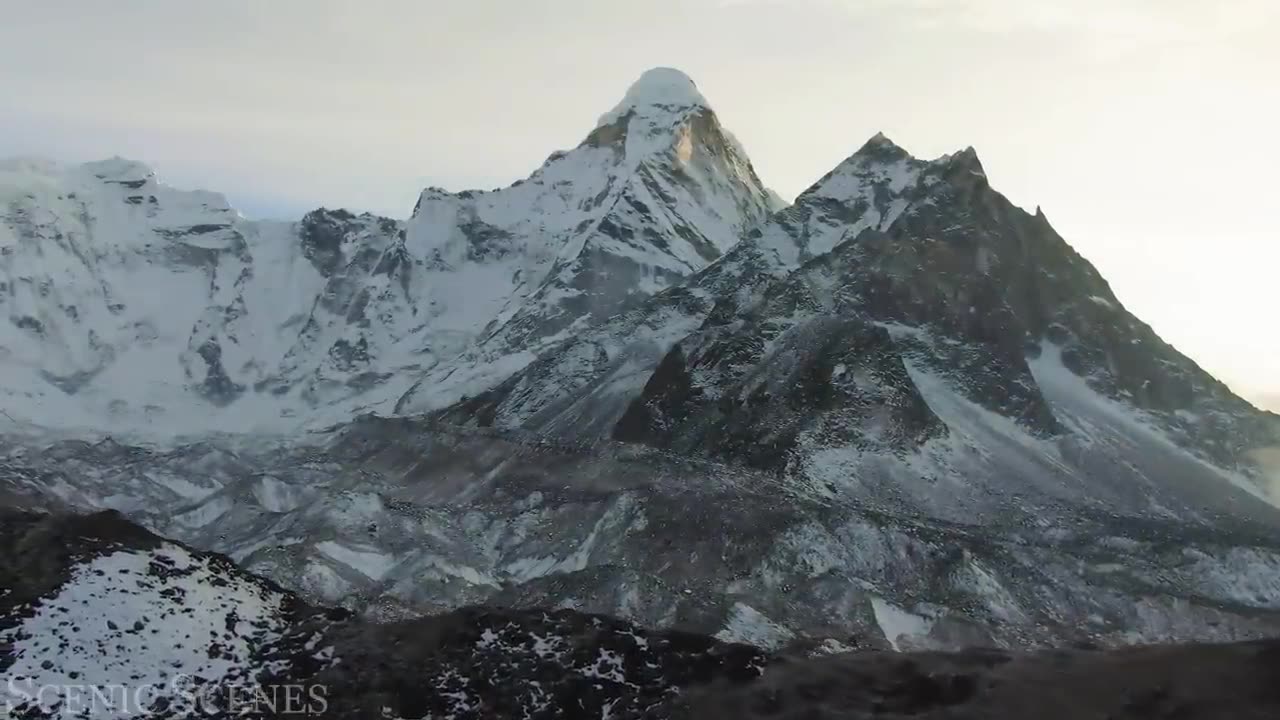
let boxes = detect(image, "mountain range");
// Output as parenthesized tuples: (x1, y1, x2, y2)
(0, 68, 777, 437)
(3, 67, 1280, 716)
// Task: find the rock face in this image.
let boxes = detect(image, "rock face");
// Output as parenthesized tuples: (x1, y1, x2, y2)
(4, 509, 1280, 720)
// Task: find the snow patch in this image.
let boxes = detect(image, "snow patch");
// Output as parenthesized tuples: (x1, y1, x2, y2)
(714, 602, 796, 650)
(315, 541, 398, 581)
(869, 596, 933, 651)
(1, 546, 289, 718)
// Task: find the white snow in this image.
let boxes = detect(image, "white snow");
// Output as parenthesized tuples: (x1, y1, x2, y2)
(1179, 546, 1280, 609)
(1, 546, 290, 718)
(597, 67, 708, 128)
(251, 475, 308, 513)
(147, 471, 222, 502)
(1, 61, 774, 440)
(1029, 343, 1277, 508)
(869, 596, 933, 651)
(714, 602, 796, 650)
(315, 540, 399, 581)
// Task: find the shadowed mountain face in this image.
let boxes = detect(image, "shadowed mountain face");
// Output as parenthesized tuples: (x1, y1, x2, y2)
(4, 509, 1280, 720)
(433, 133, 1280, 512)
(3, 69, 1280, 716)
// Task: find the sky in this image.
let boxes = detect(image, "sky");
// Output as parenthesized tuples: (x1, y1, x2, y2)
(0, 0, 1276, 409)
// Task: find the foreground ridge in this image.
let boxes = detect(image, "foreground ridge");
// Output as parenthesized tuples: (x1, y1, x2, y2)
(3, 509, 1279, 719)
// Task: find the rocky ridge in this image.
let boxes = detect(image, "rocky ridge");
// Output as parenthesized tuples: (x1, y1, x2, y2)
(3, 509, 1279, 719)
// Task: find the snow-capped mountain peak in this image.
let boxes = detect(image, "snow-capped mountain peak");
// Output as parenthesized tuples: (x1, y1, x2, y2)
(803, 133, 927, 199)
(392, 69, 778, 415)
(596, 66, 709, 128)
(585, 67, 755, 180)
(80, 156, 157, 186)
(2, 69, 778, 436)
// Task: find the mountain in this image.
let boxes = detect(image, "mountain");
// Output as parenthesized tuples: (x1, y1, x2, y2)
(0, 155, 405, 436)
(3, 67, 1280, 668)
(432, 134, 1280, 502)
(394, 67, 776, 414)
(0, 68, 775, 438)
(5, 509, 1280, 720)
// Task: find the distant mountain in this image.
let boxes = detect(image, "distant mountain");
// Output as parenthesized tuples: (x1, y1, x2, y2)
(435, 133, 1279, 498)
(0, 68, 774, 437)
(3, 68, 1279, 666)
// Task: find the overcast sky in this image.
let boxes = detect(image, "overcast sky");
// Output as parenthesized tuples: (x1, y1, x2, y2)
(1, 0, 1276, 409)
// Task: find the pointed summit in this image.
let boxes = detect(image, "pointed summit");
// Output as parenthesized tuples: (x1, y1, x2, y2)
(859, 131, 906, 152)
(942, 145, 987, 177)
(596, 68, 709, 128)
(802, 132, 926, 203)
(81, 156, 156, 186)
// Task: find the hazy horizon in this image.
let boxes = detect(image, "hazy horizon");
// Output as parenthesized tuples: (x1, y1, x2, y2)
(1, 0, 1275, 410)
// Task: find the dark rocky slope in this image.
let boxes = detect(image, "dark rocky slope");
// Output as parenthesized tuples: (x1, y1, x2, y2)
(4, 509, 1279, 719)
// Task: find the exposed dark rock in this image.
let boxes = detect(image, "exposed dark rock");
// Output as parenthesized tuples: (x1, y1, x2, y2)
(329, 336, 371, 371)
(616, 315, 946, 470)
(299, 209, 350, 276)
(195, 340, 245, 405)
(10, 315, 44, 335)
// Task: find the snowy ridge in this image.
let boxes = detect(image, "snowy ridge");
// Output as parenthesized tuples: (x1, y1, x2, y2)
(395, 67, 776, 414)
(424, 133, 999, 441)
(0, 508, 773, 719)
(6, 505, 1280, 719)
(0, 535, 300, 718)
(0, 68, 776, 438)
(438, 127, 1279, 504)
